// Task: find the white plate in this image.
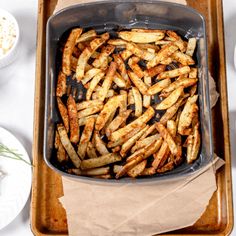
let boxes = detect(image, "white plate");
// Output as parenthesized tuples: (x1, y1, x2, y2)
(0, 127, 32, 230)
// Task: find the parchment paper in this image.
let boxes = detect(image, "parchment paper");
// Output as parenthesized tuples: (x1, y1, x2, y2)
(54, 0, 221, 235)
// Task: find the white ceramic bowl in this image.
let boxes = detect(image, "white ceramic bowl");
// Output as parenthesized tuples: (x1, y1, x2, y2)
(0, 9, 20, 68)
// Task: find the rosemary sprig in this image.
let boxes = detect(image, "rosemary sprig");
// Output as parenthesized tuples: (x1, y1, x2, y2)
(0, 143, 32, 166)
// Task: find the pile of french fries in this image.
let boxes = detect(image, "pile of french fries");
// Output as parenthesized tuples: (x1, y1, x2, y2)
(54, 27, 200, 179)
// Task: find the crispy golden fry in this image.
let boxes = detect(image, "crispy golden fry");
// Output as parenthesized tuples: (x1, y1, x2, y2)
(62, 28, 82, 75)
(131, 133, 160, 153)
(126, 43, 155, 61)
(76, 29, 97, 43)
(77, 117, 95, 159)
(143, 76, 151, 108)
(189, 68, 198, 78)
(76, 35, 109, 81)
(160, 57, 173, 65)
(139, 124, 156, 140)
(156, 123, 178, 155)
(92, 89, 115, 100)
(113, 165, 123, 174)
(120, 125, 149, 157)
(178, 95, 198, 135)
(77, 100, 103, 111)
(188, 124, 200, 163)
(132, 87, 142, 117)
(145, 64, 166, 77)
(110, 106, 155, 142)
(107, 39, 128, 46)
(67, 95, 80, 144)
(81, 68, 102, 85)
(186, 134, 194, 163)
(57, 124, 81, 168)
(119, 90, 127, 114)
(167, 120, 177, 137)
(56, 71, 67, 97)
(92, 45, 115, 69)
(128, 89, 135, 105)
(97, 61, 117, 101)
(108, 124, 146, 148)
(128, 71, 148, 95)
(140, 167, 156, 176)
(127, 160, 147, 178)
(118, 31, 165, 43)
(166, 30, 186, 52)
(128, 56, 144, 79)
(94, 131, 109, 155)
(156, 66, 191, 80)
(105, 109, 132, 137)
(155, 86, 184, 110)
(77, 104, 103, 118)
(138, 43, 160, 52)
(152, 141, 169, 169)
(147, 78, 171, 95)
(87, 141, 98, 159)
(174, 134, 182, 165)
(113, 54, 130, 87)
(172, 51, 195, 66)
(95, 94, 124, 131)
(113, 72, 126, 88)
(155, 40, 171, 45)
(186, 38, 197, 56)
(81, 153, 121, 170)
(120, 49, 133, 61)
(162, 78, 197, 94)
(147, 43, 178, 69)
(86, 71, 105, 100)
(78, 115, 98, 126)
(156, 160, 174, 173)
(57, 97, 69, 133)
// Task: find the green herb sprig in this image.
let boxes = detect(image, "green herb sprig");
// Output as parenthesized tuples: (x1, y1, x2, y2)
(0, 143, 32, 166)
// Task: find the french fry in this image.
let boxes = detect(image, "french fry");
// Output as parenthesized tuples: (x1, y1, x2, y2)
(152, 141, 169, 169)
(147, 43, 178, 69)
(155, 40, 171, 45)
(107, 39, 128, 46)
(112, 146, 120, 152)
(131, 133, 160, 153)
(147, 78, 171, 95)
(77, 104, 103, 118)
(113, 54, 130, 87)
(140, 167, 156, 176)
(92, 45, 115, 69)
(113, 72, 126, 88)
(55, 131, 68, 163)
(76, 29, 97, 43)
(178, 95, 198, 135)
(127, 160, 147, 178)
(128, 89, 135, 105)
(120, 49, 133, 61)
(56, 71, 67, 97)
(156, 66, 191, 80)
(97, 61, 117, 101)
(128, 71, 148, 95)
(139, 124, 157, 140)
(94, 131, 109, 155)
(92, 89, 115, 100)
(87, 141, 98, 159)
(120, 125, 149, 157)
(77, 117, 95, 159)
(119, 90, 127, 114)
(102, 109, 117, 136)
(155, 86, 184, 110)
(86, 71, 105, 100)
(57, 97, 69, 132)
(78, 115, 98, 126)
(186, 38, 197, 56)
(105, 109, 132, 137)
(70, 166, 110, 176)
(67, 95, 80, 144)
(160, 57, 173, 65)
(188, 124, 200, 163)
(77, 100, 103, 111)
(166, 30, 186, 52)
(95, 94, 124, 131)
(113, 165, 123, 174)
(128, 56, 144, 79)
(57, 124, 81, 168)
(162, 78, 197, 94)
(81, 68, 102, 85)
(81, 153, 121, 170)
(132, 87, 142, 117)
(167, 120, 177, 137)
(156, 160, 174, 173)
(189, 68, 198, 78)
(186, 134, 194, 163)
(118, 31, 165, 43)
(126, 42, 155, 61)
(76, 35, 109, 81)
(172, 51, 195, 66)
(156, 123, 178, 155)
(110, 106, 155, 142)
(143, 76, 151, 108)
(145, 64, 166, 77)
(62, 28, 82, 75)
(131, 28, 165, 33)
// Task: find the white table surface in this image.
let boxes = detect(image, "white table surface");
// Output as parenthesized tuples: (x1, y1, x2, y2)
(0, 0, 235, 235)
